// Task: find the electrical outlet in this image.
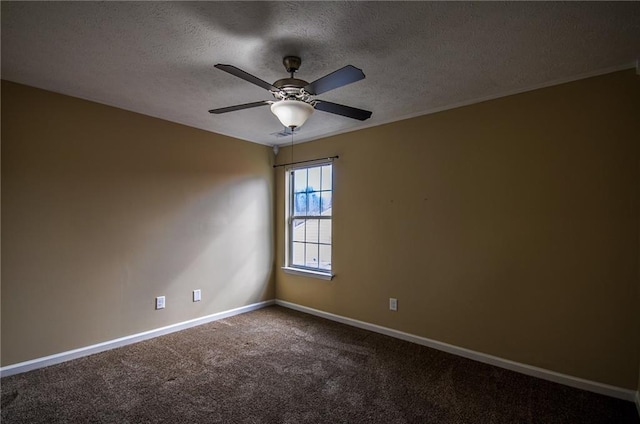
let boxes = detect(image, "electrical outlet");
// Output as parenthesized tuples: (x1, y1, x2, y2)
(389, 298, 398, 311)
(193, 289, 201, 302)
(156, 296, 165, 310)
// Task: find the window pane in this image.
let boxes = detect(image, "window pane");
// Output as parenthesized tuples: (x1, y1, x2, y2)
(307, 167, 321, 192)
(321, 165, 332, 191)
(305, 219, 319, 243)
(293, 169, 307, 194)
(307, 191, 321, 216)
(320, 192, 332, 216)
(319, 245, 331, 271)
(319, 220, 331, 244)
(292, 242, 305, 266)
(288, 163, 332, 273)
(292, 219, 305, 242)
(305, 243, 319, 269)
(293, 192, 307, 215)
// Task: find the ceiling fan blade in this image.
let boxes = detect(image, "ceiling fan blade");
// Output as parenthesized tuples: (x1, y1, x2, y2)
(214, 64, 280, 92)
(304, 65, 365, 95)
(208, 100, 271, 114)
(314, 100, 372, 121)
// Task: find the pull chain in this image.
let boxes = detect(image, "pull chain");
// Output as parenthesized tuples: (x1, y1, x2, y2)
(290, 127, 294, 166)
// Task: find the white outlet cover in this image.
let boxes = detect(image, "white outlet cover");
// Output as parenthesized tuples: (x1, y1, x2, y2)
(156, 296, 165, 310)
(193, 289, 201, 302)
(389, 298, 398, 311)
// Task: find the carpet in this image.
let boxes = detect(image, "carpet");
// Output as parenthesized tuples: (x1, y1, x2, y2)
(1, 306, 638, 423)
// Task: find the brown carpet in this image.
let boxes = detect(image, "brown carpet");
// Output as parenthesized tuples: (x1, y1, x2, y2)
(1, 306, 638, 423)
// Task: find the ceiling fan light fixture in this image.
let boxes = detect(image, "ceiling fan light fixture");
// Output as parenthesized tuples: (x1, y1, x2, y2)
(270, 100, 314, 129)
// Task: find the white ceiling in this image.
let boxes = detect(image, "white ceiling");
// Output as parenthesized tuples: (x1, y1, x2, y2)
(2, 2, 639, 146)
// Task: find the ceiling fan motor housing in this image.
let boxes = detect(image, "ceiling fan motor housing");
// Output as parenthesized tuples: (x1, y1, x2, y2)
(274, 56, 312, 101)
(273, 78, 308, 90)
(272, 77, 314, 105)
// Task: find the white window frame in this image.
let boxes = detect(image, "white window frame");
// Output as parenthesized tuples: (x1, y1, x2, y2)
(282, 161, 334, 280)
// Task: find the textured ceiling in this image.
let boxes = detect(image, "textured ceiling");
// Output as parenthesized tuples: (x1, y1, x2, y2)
(2, 2, 639, 146)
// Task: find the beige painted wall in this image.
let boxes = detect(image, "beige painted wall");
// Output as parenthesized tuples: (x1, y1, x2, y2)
(1, 81, 275, 366)
(275, 70, 640, 389)
(2, 71, 639, 391)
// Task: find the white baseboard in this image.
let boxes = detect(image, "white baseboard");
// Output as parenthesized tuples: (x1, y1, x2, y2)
(3, 298, 637, 408)
(0, 300, 275, 378)
(275, 299, 636, 403)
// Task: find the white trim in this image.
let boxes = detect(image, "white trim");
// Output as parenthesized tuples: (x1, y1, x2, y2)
(0, 300, 275, 378)
(281, 266, 334, 281)
(275, 299, 636, 402)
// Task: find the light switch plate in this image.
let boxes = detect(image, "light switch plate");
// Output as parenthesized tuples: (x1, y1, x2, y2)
(193, 289, 201, 302)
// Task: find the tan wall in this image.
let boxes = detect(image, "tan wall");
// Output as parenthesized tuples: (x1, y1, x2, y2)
(1, 81, 275, 366)
(275, 70, 640, 389)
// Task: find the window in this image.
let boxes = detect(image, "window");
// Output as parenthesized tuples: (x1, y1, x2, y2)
(284, 163, 333, 279)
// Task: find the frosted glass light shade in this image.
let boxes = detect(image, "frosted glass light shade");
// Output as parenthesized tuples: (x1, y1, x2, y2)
(270, 100, 314, 129)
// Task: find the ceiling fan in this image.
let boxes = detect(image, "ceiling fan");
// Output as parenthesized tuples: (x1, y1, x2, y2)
(209, 56, 372, 129)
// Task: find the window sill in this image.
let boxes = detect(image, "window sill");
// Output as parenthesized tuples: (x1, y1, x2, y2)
(281, 267, 334, 281)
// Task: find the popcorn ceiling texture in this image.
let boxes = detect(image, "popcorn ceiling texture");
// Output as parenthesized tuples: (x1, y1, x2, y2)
(1, 2, 639, 145)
